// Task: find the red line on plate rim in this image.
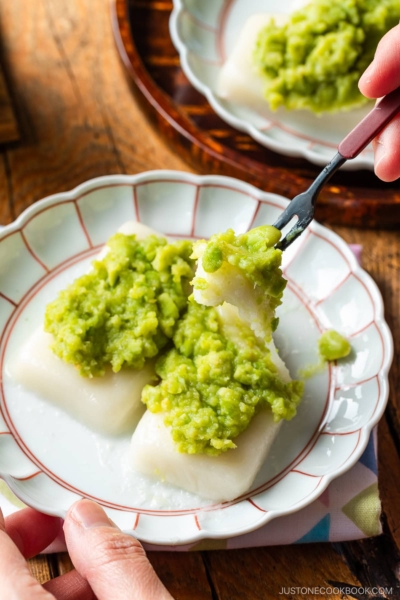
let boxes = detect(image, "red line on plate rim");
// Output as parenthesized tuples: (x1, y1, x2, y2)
(312, 230, 352, 270)
(20, 230, 50, 273)
(286, 279, 324, 334)
(132, 180, 284, 212)
(347, 321, 375, 338)
(335, 373, 378, 391)
(314, 271, 352, 306)
(247, 200, 262, 230)
(190, 185, 200, 237)
(0, 292, 17, 308)
(13, 471, 42, 481)
(282, 230, 312, 273)
(133, 186, 140, 222)
(291, 469, 320, 478)
(133, 513, 140, 530)
(247, 498, 267, 513)
(18, 200, 72, 230)
(74, 201, 93, 248)
(320, 430, 361, 436)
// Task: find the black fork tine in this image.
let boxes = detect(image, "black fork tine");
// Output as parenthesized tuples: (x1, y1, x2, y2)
(272, 198, 299, 231)
(276, 212, 314, 251)
(274, 153, 346, 250)
(272, 86, 400, 251)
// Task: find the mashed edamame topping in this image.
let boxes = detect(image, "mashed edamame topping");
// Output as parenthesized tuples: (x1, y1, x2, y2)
(142, 302, 303, 455)
(254, 0, 400, 113)
(194, 225, 285, 313)
(299, 330, 351, 378)
(319, 330, 351, 360)
(44, 233, 194, 377)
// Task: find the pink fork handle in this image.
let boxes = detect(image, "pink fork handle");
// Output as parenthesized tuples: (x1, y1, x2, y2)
(338, 87, 400, 159)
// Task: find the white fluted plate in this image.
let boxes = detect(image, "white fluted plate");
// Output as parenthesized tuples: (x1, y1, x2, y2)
(0, 172, 392, 545)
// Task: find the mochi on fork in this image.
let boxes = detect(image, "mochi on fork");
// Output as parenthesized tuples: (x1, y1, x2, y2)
(192, 225, 284, 341)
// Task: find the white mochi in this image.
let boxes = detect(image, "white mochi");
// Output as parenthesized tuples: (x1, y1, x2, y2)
(130, 408, 281, 503)
(217, 14, 285, 112)
(9, 329, 155, 435)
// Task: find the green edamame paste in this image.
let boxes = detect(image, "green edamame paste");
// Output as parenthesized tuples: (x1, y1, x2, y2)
(142, 301, 303, 455)
(254, 0, 400, 113)
(299, 330, 351, 378)
(318, 330, 351, 361)
(44, 233, 194, 377)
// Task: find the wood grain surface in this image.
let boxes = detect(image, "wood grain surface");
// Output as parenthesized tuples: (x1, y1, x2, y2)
(0, 1, 398, 599)
(112, 0, 400, 229)
(0, 62, 19, 145)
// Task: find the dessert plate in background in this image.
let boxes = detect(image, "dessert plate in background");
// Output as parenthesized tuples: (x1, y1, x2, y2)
(170, 0, 374, 170)
(0, 172, 392, 544)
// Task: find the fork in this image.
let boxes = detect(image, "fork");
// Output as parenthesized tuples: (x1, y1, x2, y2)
(274, 87, 400, 250)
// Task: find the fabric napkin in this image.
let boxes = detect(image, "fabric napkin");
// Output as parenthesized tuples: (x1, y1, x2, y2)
(0, 244, 382, 549)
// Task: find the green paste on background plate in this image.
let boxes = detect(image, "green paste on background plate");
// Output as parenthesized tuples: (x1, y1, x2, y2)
(254, 0, 400, 113)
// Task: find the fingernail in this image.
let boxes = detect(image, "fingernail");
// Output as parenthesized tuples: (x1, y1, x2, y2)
(69, 499, 118, 530)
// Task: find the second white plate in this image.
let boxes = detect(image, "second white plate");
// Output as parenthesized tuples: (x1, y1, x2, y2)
(170, 0, 375, 170)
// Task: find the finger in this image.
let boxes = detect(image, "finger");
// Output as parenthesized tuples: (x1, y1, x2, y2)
(6, 508, 62, 559)
(372, 115, 400, 182)
(359, 24, 400, 98)
(64, 500, 173, 600)
(43, 570, 95, 600)
(0, 508, 54, 600)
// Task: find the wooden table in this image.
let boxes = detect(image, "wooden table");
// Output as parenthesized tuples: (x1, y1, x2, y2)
(0, 1, 399, 598)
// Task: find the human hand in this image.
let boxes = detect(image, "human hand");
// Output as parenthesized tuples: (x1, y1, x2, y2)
(359, 24, 400, 182)
(0, 499, 173, 599)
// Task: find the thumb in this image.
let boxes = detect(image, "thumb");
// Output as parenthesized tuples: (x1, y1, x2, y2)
(64, 500, 173, 600)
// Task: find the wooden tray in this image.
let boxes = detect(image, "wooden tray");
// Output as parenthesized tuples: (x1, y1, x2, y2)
(112, 0, 400, 228)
